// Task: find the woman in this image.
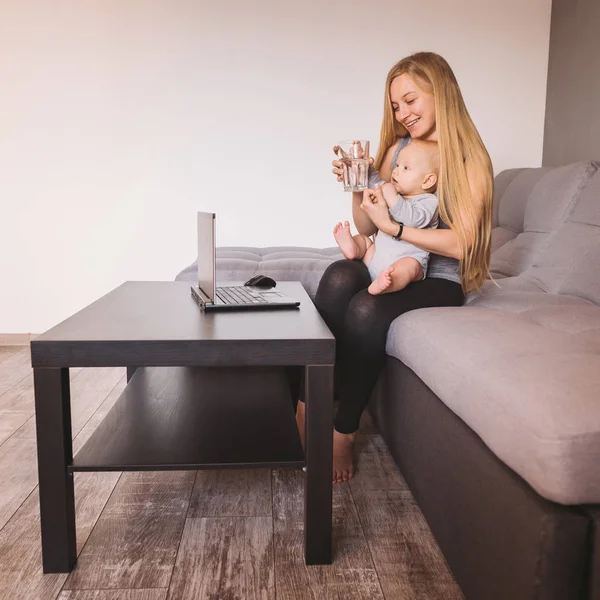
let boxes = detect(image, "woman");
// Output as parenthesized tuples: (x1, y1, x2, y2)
(297, 51, 494, 483)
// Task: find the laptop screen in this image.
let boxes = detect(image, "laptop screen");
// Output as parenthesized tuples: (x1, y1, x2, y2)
(197, 212, 216, 303)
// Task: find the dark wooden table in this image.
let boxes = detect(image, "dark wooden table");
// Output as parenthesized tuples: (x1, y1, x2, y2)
(30, 281, 335, 573)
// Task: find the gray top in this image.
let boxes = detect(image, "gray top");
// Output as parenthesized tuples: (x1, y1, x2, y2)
(368, 136, 460, 284)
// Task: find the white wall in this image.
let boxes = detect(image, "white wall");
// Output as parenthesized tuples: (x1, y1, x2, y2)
(0, 0, 552, 333)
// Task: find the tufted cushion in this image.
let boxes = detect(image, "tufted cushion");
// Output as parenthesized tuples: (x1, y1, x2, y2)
(490, 161, 598, 278)
(175, 246, 343, 299)
(523, 165, 600, 302)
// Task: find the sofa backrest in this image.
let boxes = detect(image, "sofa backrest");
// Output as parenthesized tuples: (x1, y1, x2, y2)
(490, 160, 600, 304)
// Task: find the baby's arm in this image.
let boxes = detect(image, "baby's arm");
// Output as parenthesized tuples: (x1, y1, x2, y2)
(380, 182, 399, 209)
(390, 193, 439, 229)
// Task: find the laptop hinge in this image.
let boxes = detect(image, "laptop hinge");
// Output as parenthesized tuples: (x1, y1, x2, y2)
(195, 285, 213, 306)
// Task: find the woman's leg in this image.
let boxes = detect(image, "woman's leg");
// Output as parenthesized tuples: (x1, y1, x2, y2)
(293, 258, 369, 402)
(296, 259, 371, 447)
(336, 277, 464, 433)
(332, 278, 464, 482)
(314, 259, 372, 340)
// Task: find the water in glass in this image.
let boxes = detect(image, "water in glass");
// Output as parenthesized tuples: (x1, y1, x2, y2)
(337, 140, 370, 192)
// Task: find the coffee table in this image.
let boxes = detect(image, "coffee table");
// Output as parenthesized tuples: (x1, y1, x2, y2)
(30, 281, 335, 573)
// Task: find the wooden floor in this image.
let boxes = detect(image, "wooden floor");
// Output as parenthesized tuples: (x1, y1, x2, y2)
(0, 346, 464, 600)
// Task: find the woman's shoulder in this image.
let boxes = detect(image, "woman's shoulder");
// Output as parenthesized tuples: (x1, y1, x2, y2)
(391, 135, 410, 151)
(386, 136, 410, 162)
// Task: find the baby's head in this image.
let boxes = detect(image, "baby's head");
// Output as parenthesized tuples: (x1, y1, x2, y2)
(391, 140, 439, 197)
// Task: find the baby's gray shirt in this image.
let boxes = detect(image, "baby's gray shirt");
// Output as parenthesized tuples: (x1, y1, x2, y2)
(367, 192, 439, 280)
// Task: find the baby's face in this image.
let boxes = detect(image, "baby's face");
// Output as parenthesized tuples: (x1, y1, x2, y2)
(391, 144, 435, 196)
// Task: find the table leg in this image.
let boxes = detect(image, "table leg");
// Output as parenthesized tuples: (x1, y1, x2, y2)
(304, 364, 334, 565)
(33, 368, 77, 573)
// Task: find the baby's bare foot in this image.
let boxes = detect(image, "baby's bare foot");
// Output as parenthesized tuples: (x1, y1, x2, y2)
(333, 429, 357, 483)
(368, 266, 394, 295)
(333, 221, 360, 259)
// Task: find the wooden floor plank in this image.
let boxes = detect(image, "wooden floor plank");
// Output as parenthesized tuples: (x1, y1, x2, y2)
(13, 367, 124, 439)
(0, 410, 32, 446)
(0, 368, 82, 447)
(350, 434, 408, 492)
(0, 368, 124, 532)
(0, 489, 68, 600)
(72, 375, 127, 455)
(187, 469, 272, 518)
(0, 436, 38, 531)
(0, 349, 33, 397)
(0, 469, 123, 600)
(63, 471, 196, 591)
(271, 469, 305, 523)
(58, 590, 168, 600)
(352, 487, 464, 600)
(0, 347, 22, 364)
(349, 434, 463, 599)
(73, 471, 122, 554)
(272, 470, 384, 600)
(167, 516, 274, 600)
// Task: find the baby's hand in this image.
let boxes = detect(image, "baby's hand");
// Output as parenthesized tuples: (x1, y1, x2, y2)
(380, 182, 399, 208)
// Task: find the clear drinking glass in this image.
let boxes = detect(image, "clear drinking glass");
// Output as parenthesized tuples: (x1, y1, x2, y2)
(337, 140, 370, 192)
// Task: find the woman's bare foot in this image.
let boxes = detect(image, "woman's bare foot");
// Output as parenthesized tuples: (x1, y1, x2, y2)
(333, 221, 361, 259)
(368, 266, 394, 295)
(299, 403, 356, 483)
(333, 429, 357, 483)
(295, 400, 306, 450)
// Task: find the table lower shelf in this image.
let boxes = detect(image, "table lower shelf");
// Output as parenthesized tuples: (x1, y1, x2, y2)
(71, 366, 305, 472)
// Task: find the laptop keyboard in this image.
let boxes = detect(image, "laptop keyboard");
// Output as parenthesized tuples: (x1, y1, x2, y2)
(216, 286, 269, 305)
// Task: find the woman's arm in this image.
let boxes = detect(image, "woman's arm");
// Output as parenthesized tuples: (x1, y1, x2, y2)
(352, 141, 400, 236)
(383, 225, 462, 259)
(352, 191, 377, 236)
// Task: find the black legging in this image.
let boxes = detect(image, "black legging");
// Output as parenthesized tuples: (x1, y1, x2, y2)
(309, 259, 465, 433)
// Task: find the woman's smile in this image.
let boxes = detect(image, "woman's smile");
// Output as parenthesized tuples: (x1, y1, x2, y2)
(405, 117, 421, 129)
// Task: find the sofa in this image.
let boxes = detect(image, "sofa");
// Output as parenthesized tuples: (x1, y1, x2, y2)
(176, 160, 600, 600)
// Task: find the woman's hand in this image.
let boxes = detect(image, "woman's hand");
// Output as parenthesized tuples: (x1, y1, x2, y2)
(360, 186, 396, 236)
(331, 145, 344, 182)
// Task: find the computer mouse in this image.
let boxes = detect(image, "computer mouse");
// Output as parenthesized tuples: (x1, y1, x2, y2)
(244, 274, 276, 288)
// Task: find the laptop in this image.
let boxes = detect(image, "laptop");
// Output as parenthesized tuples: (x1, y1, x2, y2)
(190, 212, 300, 311)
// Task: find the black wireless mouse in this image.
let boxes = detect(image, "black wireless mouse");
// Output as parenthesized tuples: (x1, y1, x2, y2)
(244, 274, 276, 288)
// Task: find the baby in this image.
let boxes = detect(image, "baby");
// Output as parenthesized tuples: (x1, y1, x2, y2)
(333, 139, 439, 295)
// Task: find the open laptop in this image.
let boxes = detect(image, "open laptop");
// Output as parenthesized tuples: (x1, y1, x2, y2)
(190, 212, 300, 311)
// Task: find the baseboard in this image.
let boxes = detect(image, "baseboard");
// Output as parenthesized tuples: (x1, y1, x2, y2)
(0, 333, 39, 346)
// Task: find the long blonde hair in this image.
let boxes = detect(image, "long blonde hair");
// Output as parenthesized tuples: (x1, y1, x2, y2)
(374, 52, 494, 292)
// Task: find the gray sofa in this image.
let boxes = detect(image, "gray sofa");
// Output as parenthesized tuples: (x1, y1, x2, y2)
(176, 160, 600, 600)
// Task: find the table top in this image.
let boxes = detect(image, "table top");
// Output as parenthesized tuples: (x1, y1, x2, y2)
(31, 281, 335, 368)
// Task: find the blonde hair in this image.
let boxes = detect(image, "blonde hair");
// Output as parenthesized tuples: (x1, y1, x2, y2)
(374, 52, 494, 292)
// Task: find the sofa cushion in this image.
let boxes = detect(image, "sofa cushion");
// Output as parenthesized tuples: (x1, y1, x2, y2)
(175, 246, 343, 298)
(386, 305, 600, 505)
(522, 164, 600, 303)
(490, 161, 598, 278)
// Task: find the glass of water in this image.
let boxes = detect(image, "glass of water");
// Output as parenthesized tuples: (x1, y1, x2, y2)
(336, 140, 370, 192)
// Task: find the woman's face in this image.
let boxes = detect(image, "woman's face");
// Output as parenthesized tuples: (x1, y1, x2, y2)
(390, 73, 437, 141)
